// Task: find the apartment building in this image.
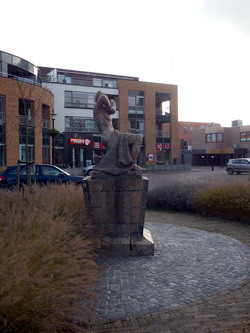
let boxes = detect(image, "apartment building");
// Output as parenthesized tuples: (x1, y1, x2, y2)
(0, 51, 54, 167)
(39, 66, 179, 168)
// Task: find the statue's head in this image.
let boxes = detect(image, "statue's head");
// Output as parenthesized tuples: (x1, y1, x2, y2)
(95, 91, 103, 102)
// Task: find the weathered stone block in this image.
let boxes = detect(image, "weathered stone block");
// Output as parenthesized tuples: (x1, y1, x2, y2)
(82, 175, 154, 256)
(102, 236, 131, 257)
(115, 192, 131, 224)
(131, 229, 154, 256)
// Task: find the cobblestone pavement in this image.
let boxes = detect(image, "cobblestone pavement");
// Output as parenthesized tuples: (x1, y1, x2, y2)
(88, 211, 250, 333)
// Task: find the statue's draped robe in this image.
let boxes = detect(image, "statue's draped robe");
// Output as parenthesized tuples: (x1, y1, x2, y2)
(94, 130, 135, 175)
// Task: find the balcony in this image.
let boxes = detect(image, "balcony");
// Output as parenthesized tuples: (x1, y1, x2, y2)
(128, 128, 145, 136)
(0, 72, 51, 93)
(40, 74, 118, 88)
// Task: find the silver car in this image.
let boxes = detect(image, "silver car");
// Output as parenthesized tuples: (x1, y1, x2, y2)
(226, 158, 250, 175)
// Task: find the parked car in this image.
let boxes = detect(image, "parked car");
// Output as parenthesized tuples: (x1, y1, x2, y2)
(83, 164, 94, 175)
(0, 164, 85, 188)
(226, 158, 250, 175)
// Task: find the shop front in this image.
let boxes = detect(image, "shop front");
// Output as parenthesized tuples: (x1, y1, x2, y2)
(63, 133, 106, 168)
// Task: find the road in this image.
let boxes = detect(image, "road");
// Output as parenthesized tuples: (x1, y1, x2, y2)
(143, 166, 250, 190)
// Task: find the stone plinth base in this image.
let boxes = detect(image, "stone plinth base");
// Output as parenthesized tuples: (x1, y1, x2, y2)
(103, 229, 154, 257)
(83, 172, 154, 256)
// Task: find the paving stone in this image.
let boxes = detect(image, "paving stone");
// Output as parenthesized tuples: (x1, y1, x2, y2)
(88, 210, 250, 333)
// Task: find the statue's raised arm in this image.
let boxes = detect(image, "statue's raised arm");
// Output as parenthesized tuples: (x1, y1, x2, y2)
(92, 91, 143, 176)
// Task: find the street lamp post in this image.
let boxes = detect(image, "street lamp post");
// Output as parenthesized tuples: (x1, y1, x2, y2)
(51, 113, 57, 165)
(211, 155, 215, 171)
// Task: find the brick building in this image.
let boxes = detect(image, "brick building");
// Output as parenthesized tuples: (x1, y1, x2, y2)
(39, 66, 179, 168)
(0, 51, 54, 167)
(191, 122, 250, 166)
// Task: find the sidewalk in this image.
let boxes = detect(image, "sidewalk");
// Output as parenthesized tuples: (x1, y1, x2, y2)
(88, 211, 250, 333)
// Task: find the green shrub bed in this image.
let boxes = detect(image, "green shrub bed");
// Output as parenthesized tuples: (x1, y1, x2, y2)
(0, 184, 99, 333)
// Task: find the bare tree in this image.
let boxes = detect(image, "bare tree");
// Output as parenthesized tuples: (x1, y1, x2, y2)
(5, 77, 53, 185)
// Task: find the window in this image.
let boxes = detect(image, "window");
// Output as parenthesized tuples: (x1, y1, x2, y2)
(19, 99, 34, 126)
(65, 116, 99, 133)
(206, 133, 223, 143)
(217, 133, 223, 142)
(42, 104, 50, 129)
(183, 127, 188, 134)
(240, 132, 250, 142)
(20, 166, 35, 176)
(40, 166, 61, 176)
(19, 127, 34, 144)
(64, 91, 95, 108)
(128, 90, 144, 114)
(129, 119, 144, 134)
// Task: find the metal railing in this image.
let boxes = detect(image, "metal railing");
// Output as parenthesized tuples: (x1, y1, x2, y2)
(42, 120, 50, 129)
(128, 128, 145, 135)
(0, 72, 51, 93)
(40, 74, 119, 88)
(19, 115, 34, 126)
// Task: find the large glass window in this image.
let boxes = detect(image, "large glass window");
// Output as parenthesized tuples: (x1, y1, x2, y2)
(128, 90, 144, 114)
(206, 133, 224, 143)
(19, 98, 34, 125)
(128, 119, 144, 135)
(19, 145, 34, 163)
(65, 116, 99, 133)
(240, 132, 250, 142)
(64, 91, 95, 108)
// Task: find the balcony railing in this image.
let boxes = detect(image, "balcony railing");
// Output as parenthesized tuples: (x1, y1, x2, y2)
(65, 102, 94, 109)
(19, 115, 34, 126)
(0, 72, 51, 93)
(42, 119, 50, 129)
(40, 74, 119, 88)
(128, 128, 145, 135)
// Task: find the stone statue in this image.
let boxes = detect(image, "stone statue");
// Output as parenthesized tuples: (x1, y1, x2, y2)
(92, 91, 143, 175)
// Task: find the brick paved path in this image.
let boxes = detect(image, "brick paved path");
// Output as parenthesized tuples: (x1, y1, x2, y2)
(88, 211, 250, 333)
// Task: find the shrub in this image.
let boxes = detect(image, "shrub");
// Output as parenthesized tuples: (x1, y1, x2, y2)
(0, 184, 99, 333)
(147, 174, 250, 223)
(195, 183, 250, 222)
(146, 176, 206, 212)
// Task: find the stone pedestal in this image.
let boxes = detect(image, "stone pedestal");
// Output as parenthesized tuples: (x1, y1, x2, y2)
(83, 171, 154, 256)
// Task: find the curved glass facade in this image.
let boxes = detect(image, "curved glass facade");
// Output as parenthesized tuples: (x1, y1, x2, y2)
(0, 50, 38, 77)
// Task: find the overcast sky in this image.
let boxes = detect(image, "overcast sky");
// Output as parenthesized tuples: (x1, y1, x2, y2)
(1, 0, 250, 127)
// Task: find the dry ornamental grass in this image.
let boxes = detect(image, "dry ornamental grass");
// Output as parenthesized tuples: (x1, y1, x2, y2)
(0, 184, 100, 333)
(147, 174, 250, 223)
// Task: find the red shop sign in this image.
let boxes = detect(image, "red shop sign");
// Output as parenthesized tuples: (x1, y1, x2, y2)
(92, 142, 105, 149)
(69, 138, 91, 145)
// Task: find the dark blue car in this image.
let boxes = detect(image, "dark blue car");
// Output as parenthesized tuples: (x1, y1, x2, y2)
(0, 164, 84, 188)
